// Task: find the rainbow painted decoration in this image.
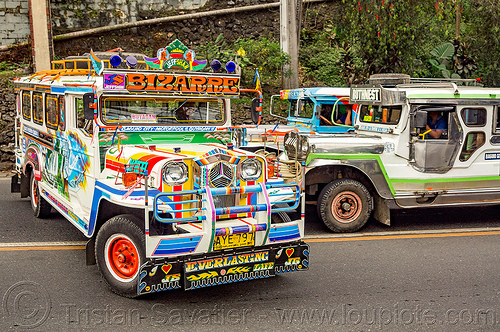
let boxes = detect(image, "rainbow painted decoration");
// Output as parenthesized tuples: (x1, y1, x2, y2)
(145, 39, 207, 71)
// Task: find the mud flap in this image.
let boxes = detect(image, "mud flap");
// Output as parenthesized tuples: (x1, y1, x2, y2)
(373, 195, 391, 226)
(138, 242, 310, 295)
(11, 175, 20, 193)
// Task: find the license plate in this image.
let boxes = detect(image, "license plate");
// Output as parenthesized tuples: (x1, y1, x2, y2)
(213, 232, 255, 250)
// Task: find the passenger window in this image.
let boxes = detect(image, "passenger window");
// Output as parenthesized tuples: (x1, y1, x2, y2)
(33, 92, 44, 125)
(58, 96, 65, 131)
(295, 98, 315, 118)
(359, 105, 401, 125)
(494, 106, 500, 133)
(45, 94, 59, 130)
(460, 132, 485, 161)
(76, 97, 92, 135)
(461, 108, 486, 127)
(22, 91, 31, 120)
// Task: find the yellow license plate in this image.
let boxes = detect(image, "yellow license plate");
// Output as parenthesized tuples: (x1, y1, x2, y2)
(213, 232, 255, 250)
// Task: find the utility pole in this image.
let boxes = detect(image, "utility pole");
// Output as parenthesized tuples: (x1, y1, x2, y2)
(29, 0, 54, 71)
(280, 0, 301, 89)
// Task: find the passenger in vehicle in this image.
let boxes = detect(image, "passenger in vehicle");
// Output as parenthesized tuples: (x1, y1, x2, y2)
(336, 105, 352, 126)
(176, 102, 196, 120)
(426, 111, 447, 139)
(320, 104, 334, 125)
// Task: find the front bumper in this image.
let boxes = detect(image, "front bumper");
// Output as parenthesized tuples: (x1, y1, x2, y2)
(138, 241, 309, 295)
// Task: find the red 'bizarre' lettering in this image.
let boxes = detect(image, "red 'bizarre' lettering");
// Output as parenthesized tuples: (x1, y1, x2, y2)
(125, 73, 239, 95)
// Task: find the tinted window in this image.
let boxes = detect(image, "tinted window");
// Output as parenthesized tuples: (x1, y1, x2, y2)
(45, 94, 58, 129)
(33, 92, 43, 125)
(461, 108, 486, 127)
(22, 91, 31, 120)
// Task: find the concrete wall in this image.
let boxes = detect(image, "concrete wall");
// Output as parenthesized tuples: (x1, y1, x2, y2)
(1, 0, 209, 46)
(0, 0, 30, 45)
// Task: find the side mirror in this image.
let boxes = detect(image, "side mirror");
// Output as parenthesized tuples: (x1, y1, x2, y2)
(415, 110, 427, 129)
(83, 93, 96, 120)
(250, 98, 261, 124)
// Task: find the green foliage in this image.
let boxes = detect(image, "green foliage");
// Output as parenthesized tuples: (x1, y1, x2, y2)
(338, 0, 456, 82)
(300, 24, 346, 86)
(197, 34, 290, 89)
(0, 61, 18, 72)
(429, 42, 457, 78)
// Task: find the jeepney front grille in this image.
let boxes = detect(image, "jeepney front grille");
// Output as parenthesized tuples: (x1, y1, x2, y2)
(284, 131, 298, 159)
(209, 161, 233, 188)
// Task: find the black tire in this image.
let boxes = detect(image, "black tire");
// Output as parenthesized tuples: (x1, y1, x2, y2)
(95, 215, 145, 298)
(30, 172, 51, 218)
(317, 179, 373, 232)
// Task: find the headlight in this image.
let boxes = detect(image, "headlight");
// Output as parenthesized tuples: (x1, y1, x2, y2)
(240, 158, 262, 181)
(162, 161, 189, 186)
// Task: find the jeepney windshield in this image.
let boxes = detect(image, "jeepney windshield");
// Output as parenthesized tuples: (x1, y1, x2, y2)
(101, 97, 225, 125)
(291, 98, 315, 119)
(359, 105, 402, 125)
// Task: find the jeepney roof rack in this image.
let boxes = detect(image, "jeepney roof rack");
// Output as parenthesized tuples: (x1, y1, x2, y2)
(52, 51, 150, 71)
(367, 73, 480, 88)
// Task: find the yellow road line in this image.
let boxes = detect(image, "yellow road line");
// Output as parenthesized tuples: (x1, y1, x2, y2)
(305, 230, 500, 243)
(0, 245, 86, 251)
(2, 230, 500, 251)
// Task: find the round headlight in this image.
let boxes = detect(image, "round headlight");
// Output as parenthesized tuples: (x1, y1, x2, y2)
(240, 158, 262, 181)
(162, 161, 189, 186)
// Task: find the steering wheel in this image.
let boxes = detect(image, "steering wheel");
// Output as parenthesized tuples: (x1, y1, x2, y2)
(320, 115, 334, 126)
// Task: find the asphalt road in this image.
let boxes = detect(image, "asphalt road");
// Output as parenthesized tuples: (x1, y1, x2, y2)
(2, 178, 500, 331)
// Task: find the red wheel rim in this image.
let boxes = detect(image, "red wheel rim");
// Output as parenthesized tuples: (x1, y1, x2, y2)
(107, 237, 139, 279)
(331, 191, 362, 223)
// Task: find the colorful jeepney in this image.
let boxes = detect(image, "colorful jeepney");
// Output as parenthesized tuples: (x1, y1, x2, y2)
(284, 74, 500, 232)
(10, 40, 309, 297)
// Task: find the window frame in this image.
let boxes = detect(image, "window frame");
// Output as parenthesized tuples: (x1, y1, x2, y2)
(22, 91, 31, 121)
(460, 107, 486, 127)
(45, 94, 59, 130)
(32, 92, 44, 125)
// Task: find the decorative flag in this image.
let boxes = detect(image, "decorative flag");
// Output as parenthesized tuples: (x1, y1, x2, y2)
(253, 69, 261, 91)
(90, 49, 104, 75)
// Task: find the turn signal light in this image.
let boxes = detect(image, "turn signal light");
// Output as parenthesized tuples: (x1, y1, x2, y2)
(123, 173, 138, 187)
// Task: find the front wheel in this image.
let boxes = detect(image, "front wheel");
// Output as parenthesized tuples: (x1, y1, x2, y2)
(30, 172, 51, 218)
(317, 179, 373, 232)
(95, 215, 145, 297)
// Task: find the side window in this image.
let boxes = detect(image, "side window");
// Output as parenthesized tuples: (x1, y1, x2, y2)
(460, 132, 485, 161)
(22, 91, 31, 120)
(295, 98, 315, 118)
(33, 92, 44, 125)
(58, 96, 65, 131)
(45, 94, 59, 130)
(493, 106, 500, 134)
(461, 108, 486, 127)
(76, 97, 92, 135)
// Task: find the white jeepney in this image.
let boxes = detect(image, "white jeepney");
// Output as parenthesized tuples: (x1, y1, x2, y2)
(10, 40, 309, 297)
(284, 74, 500, 232)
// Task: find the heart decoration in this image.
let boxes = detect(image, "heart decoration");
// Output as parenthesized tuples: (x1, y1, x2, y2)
(286, 248, 294, 257)
(162, 264, 172, 275)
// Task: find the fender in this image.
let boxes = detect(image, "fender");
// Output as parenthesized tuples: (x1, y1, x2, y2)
(23, 144, 42, 181)
(306, 156, 394, 199)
